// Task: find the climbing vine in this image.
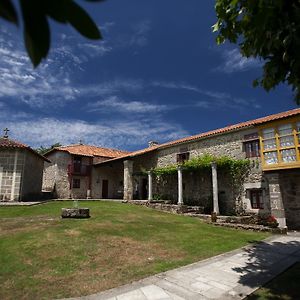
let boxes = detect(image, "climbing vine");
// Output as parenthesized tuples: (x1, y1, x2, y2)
(152, 154, 250, 184)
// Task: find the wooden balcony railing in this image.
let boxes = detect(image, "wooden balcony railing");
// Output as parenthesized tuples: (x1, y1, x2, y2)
(67, 164, 92, 176)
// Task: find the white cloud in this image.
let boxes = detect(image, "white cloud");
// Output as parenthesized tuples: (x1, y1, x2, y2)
(77, 42, 113, 57)
(151, 80, 260, 110)
(0, 115, 188, 150)
(215, 48, 262, 73)
(130, 20, 152, 47)
(87, 95, 173, 113)
(0, 30, 83, 108)
(100, 22, 116, 33)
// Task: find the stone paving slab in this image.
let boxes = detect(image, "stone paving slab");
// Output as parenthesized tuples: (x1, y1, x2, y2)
(64, 234, 300, 300)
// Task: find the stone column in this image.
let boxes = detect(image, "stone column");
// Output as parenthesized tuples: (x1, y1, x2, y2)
(10, 150, 18, 201)
(177, 166, 183, 205)
(148, 171, 153, 202)
(86, 189, 91, 199)
(211, 162, 219, 214)
(123, 160, 134, 201)
(266, 173, 286, 228)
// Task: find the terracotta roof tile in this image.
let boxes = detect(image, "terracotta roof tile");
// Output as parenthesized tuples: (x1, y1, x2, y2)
(0, 138, 50, 162)
(45, 144, 129, 158)
(95, 108, 300, 165)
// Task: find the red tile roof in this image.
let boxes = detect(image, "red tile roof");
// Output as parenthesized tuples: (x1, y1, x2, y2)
(95, 108, 300, 165)
(45, 144, 129, 158)
(0, 138, 50, 162)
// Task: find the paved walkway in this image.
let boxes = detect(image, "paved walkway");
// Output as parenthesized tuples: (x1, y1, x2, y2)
(67, 233, 300, 300)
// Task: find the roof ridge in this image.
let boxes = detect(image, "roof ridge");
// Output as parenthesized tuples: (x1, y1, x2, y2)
(0, 137, 50, 162)
(94, 107, 300, 166)
(57, 143, 129, 153)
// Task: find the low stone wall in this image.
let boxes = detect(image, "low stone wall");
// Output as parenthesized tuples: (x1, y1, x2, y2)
(128, 200, 203, 214)
(212, 222, 287, 234)
(128, 200, 285, 233)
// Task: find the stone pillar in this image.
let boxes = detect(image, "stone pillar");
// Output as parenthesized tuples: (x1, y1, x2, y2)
(10, 150, 18, 201)
(177, 166, 183, 205)
(148, 171, 153, 202)
(266, 173, 286, 228)
(211, 162, 219, 214)
(86, 189, 91, 199)
(123, 160, 134, 201)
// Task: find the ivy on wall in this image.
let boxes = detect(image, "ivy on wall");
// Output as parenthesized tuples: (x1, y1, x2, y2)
(150, 154, 251, 213)
(152, 154, 250, 180)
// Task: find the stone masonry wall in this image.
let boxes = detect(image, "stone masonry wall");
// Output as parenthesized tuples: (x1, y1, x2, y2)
(128, 128, 266, 214)
(92, 161, 124, 199)
(279, 169, 300, 229)
(0, 149, 24, 201)
(43, 151, 70, 198)
(70, 156, 92, 199)
(21, 151, 44, 200)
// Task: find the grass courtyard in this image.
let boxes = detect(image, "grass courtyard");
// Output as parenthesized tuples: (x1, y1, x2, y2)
(0, 201, 270, 299)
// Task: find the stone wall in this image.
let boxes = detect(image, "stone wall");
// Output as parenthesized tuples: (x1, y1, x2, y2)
(279, 169, 300, 229)
(0, 149, 24, 201)
(92, 161, 124, 199)
(126, 128, 264, 214)
(43, 151, 122, 199)
(43, 151, 70, 198)
(21, 151, 44, 200)
(156, 129, 258, 167)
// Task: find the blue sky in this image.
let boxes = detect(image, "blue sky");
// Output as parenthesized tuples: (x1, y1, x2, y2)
(0, 0, 297, 151)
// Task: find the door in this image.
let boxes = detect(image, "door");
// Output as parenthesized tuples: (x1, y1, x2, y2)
(0, 167, 3, 200)
(142, 178, 148, 200)
(102, 179, 108, 199)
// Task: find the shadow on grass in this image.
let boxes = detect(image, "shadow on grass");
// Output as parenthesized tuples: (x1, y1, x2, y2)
(246, 262, 300, 300)
(232, 239, 300, 291)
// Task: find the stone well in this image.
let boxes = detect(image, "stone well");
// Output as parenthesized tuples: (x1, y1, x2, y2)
(61, 208, 90, 219)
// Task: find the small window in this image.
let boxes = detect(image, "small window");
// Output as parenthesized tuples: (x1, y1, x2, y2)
(244, 140, 260, 158)
(250, 190, 263, 209)
(177, 152, 190, 164)
(72, 178, 80, 188)
(244, 133, 260, 158)
(73, 156, 82, 163)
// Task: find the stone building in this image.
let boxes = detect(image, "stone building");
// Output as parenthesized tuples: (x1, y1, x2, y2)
(94, 108, 300, 229)
(0, 133, 50, 202)
(42, 144, 128, 199)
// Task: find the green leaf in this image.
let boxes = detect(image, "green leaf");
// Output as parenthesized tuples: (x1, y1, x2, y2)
(20, 0, 50, 67)
(44, 0, 69, 23)
(66, 0, 102, 40)
(0, 0, 18, 25)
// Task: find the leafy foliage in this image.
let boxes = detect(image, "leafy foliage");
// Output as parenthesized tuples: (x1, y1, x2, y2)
(153, 154, 250, 179)
(213, 0, 300, 104)
(0, 0, 103, 67)
(36, 142, 62, 155)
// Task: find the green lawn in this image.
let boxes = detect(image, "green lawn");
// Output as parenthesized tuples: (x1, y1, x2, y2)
(247, 263, 300, 300)
(0, 201, 269, 299)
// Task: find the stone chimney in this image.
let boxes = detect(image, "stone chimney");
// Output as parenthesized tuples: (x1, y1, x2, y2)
(148, 141, 159, 148)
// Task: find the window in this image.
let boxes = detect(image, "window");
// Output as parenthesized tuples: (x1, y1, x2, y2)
(177, 152, 190, 163)
(73, 156, 82, 173)
(260, 119, 300, 170)
(250, 190, 263, 209)
(72, 178, 80, 188)
(244, 133, 260, 158)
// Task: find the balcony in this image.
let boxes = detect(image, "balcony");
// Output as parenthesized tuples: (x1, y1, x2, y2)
(68, 164, 92, 176)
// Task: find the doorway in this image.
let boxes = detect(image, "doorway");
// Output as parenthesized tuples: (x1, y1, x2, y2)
(102, 179, 108, 199)
(142, 178, 148, 200)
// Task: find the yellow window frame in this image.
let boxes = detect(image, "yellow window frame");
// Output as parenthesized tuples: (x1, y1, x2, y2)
(258, 116, 300, 171)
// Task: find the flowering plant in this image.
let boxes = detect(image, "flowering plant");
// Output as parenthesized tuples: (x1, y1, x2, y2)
(266, 215, 279, 228)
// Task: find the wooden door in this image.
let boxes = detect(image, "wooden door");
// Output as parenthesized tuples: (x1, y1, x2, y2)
(102, 179, 108, 199)
(142, 178, 148, 200)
